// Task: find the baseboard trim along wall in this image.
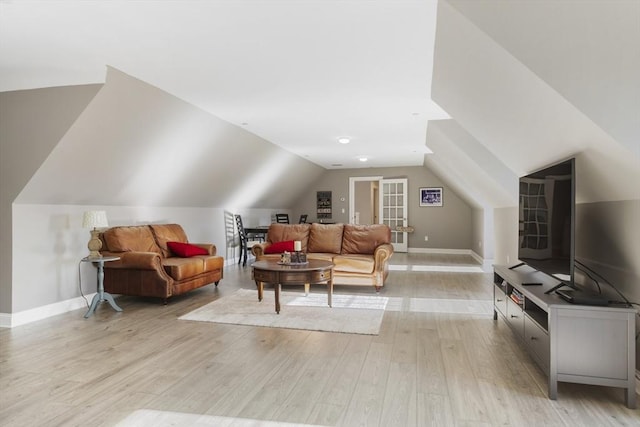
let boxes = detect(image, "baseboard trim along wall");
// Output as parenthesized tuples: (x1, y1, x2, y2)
(1, 255, 252, 328)
(0, 293, 96, 328)
(408, 247, 493, 272)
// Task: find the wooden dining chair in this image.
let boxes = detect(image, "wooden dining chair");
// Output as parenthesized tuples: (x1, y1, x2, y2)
(275, 213, 290, 224)
(234, 214, 261, 266)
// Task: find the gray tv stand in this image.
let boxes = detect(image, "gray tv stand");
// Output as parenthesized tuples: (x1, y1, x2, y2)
(493, 264, 636, 408)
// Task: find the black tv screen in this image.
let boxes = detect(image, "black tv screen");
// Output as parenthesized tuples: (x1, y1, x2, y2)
(518, 158, 575, 285)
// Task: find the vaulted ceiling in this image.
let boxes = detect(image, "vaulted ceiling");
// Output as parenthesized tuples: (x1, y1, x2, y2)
(0, 0, 449, 170)
(1, 0, 638, 210)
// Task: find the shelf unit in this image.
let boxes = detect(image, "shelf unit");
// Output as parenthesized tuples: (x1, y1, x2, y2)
(493, 264, 636, 408)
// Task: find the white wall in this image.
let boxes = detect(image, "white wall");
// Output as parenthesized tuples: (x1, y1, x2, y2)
(0, 85, 102, 314)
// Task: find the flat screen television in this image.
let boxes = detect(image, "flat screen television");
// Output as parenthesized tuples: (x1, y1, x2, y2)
(516, 158, 575, 293)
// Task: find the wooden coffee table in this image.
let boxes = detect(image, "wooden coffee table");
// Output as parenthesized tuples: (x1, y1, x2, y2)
(252, 259, 334, 314)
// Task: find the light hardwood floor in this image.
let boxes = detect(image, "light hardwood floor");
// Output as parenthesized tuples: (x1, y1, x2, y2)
(1, 253, 638, 426)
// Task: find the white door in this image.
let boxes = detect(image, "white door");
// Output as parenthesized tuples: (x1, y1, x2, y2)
(380, 178, 408, 252)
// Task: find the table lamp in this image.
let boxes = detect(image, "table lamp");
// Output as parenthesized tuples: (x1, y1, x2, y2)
(83, 210, 108, 258)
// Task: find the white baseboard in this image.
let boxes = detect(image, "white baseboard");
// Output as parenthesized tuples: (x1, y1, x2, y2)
(407, 248, 493, 272)
(2, 257, 251, 328)
(0, 293, 97, 328)
(408, 247, 471, 255)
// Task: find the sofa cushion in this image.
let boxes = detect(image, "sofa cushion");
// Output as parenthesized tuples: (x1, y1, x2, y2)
(162, 257, 205, 280)
(167, 241, 208, 257)
(267, 224, 310, 251)
(341, 224, 391, 255)
(150, 224, 189, 257)
(306, 253, 335, 263)
(103, 225, 162, 255)
(264, 240, 295, 254)
(203, 255, 224, 272)
(307, 223, 344, 254)
(333, 254, 375, 274)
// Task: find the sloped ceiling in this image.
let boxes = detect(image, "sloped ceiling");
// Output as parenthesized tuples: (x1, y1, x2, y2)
(16, 68, 325, 208)
(429, 0, 639, 206)
(5, 1, 639, 212)
(0, 0, 449, 170)
(447, 0, 640, 152)
(424, 119, 516, 209)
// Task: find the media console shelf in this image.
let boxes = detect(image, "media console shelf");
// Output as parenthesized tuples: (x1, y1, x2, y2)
(493, 264, 636, 408)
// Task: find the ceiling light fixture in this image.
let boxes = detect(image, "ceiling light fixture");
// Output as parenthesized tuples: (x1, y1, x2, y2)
(359, 157, 368, 162)
(338, 137, 350, 144)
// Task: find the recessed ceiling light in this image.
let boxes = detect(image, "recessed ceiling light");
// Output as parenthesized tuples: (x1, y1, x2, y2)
(338, 137, 350, 144)
(359, 157, 368, 162)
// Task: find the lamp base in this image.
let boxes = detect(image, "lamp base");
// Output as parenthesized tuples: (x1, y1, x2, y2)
(87, 229, 103, 259)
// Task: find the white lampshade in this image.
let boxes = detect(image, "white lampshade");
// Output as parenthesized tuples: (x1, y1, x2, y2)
(83, 210, 108, 229)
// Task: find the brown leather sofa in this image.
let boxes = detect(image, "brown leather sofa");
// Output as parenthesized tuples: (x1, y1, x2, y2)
(99, 224, 224, 302)
(251, 223, 394, 291)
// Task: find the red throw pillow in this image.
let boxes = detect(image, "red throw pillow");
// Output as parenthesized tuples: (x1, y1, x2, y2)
(264, 240, 295, 254)
(167, 241, 208, 257)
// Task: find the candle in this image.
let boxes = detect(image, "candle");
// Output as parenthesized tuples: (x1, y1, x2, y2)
(294, 240, 301, 252)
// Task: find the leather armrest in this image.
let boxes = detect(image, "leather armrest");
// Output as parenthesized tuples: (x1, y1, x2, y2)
(100, 251, 164, 270)
(191, 243, 216, 256)
(373, 243, 394, 269)
(251, 243, 268, 258)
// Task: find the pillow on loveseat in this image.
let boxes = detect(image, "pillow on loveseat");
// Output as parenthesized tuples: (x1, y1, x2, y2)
(341, 224, 391, 255)
(307, 223, 344, 253)
(103, 225, 163, 254)
(151, 224, 189, 257)
(264, 240, 295, 254)
(167, 241, 208, 257)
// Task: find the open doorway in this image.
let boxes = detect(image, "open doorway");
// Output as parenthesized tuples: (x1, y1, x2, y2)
(349, 176, 382, 224)
(349, 176, 409, 253)
(354, 180, 379, 224)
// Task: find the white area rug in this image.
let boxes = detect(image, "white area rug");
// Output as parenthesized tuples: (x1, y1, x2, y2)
(179, 288, 388, 335)
(116, 409, 327, 426)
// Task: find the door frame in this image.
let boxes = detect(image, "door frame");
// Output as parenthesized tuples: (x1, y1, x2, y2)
(348, 176, 383, 224)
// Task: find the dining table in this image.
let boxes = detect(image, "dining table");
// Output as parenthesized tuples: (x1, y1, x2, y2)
(244, 225, 269, 241)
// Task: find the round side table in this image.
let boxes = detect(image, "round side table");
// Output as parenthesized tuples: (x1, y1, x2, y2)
(82, 256, 123, 318)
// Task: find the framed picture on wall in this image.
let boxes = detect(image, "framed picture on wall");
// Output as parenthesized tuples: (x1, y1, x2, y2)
(419, 187, 443, 207)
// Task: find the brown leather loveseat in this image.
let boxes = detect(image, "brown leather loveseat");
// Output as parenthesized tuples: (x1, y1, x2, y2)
(99, 224, 224, 303)
(251, 223, 393, 291)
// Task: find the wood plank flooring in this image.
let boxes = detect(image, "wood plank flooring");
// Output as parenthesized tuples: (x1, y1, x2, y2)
(1, 253, 638, 426)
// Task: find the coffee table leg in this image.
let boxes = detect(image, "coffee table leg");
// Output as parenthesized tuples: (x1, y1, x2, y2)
(256, 281, 263, 301)
(328, 279, 333, 307)
(275, 283, 281, 314)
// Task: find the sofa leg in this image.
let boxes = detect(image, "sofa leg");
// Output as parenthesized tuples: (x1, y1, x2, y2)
(163, 298, 168, 305)
(374, 286, 381, 293)
(215, 281, 219, 287)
